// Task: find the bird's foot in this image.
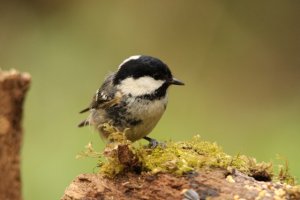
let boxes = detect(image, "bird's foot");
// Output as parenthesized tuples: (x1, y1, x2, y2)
(143, 136, 166, 149)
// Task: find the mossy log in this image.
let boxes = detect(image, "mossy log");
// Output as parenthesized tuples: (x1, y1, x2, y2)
(61, 134, 300, 200)
(62, 169, 299, 200)
(0, 70, 31, 200)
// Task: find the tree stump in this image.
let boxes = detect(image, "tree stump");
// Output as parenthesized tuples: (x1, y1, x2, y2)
(0, 70, 31, 200)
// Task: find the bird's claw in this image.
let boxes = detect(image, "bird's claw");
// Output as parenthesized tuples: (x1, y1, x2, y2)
(143, 137, 166, 149)
(148, 139, 166, 149)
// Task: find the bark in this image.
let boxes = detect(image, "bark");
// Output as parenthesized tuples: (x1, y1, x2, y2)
(0, 70, 31, 200)
(61, 170, 300, 200)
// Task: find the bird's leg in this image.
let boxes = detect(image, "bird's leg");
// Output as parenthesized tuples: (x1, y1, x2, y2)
(143, 136, 165, 148)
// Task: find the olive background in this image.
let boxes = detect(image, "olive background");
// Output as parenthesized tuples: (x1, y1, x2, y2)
(0, 1, 300, 199)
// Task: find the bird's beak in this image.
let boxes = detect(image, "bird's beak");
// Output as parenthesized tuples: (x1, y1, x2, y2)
(170, 77, 185, 85)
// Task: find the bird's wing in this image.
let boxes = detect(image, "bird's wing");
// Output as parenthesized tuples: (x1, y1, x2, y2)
(79, 73, 121, 113)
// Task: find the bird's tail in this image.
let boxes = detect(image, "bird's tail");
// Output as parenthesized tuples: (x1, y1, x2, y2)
(78, 119, 89, 127)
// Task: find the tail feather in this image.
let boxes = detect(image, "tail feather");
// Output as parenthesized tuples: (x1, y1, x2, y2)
(79, 107, 90, 113)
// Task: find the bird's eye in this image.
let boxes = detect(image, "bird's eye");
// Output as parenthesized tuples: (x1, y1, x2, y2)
(153, 73, 161, 80)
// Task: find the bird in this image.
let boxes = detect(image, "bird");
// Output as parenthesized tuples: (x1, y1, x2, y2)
(78, 55, 184, 147)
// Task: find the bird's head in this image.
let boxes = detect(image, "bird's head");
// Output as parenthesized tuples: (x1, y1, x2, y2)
(113, 55, 184, 98)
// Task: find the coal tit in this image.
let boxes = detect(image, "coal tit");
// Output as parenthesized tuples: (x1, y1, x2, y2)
(78, 55, 184, 146)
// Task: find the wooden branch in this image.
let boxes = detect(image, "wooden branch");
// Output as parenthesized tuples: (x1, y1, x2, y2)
(0, 70, 31, 200)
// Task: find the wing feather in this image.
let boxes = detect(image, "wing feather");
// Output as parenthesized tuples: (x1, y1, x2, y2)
(78, 73, 119, 113)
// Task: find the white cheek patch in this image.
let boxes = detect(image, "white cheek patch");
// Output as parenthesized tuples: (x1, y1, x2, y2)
(118, 55, 141, 69)
(118, 76, 165, 96)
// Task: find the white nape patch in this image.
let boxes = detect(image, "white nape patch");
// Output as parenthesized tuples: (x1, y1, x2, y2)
(118, 76, 164, 96)
(118, 55, 141, 69)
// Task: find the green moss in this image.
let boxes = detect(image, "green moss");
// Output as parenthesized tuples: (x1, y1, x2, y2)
(136, 135, 273, 178)
(77, 124, 295, 184)
(277, 159, 296, 185)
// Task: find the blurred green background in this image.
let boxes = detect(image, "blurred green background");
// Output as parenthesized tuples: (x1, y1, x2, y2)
(1, 0, 300, 199)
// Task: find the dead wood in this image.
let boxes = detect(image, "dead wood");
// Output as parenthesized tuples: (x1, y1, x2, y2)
(61, 143, 300, 200)
(0, 70, 31, 200)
